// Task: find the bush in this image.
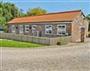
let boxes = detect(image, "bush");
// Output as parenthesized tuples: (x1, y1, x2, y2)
(88, 34, 90, 37)
(88, 32, 90, 37)
(57, 42, 61, 45)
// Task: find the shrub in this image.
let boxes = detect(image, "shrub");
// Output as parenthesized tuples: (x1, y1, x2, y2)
(57, 42, 61, 45)
(88, 32, 90, 37)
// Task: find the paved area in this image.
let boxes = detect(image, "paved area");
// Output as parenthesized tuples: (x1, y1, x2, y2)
(0, 42, 90, 71)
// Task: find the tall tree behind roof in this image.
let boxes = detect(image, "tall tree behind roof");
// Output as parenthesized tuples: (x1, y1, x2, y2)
(27, 7, 47, 16)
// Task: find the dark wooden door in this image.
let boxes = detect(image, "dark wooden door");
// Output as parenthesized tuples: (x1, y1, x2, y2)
(81, 27, 85, 42)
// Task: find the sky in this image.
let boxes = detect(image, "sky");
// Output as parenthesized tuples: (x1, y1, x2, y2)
(2, 0, 90, 15)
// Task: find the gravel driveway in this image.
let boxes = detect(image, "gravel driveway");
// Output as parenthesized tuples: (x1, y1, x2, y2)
(0, 42, 90, 71)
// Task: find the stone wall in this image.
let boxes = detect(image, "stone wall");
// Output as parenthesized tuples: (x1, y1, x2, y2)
(0, 33, 71, 45)
(71, 13, 88, 42)
(8, 21, 72, 37)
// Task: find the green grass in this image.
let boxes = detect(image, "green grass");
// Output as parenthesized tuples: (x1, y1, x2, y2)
(0, 39, 44, 48)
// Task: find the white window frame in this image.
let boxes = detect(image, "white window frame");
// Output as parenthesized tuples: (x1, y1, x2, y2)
(32, 25, 37, 33)
(19, 25, 23, 34)
(11, 25, 16, 33)
(57, 24, 66, 35)
(45, 25, 53, 34)
(25, 25, 30, 33)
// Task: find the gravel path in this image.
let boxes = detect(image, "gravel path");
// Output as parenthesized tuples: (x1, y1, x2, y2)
(0, 42, 90, 71)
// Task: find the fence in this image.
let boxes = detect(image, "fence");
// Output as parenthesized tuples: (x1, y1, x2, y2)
(0, 33, 71, 45)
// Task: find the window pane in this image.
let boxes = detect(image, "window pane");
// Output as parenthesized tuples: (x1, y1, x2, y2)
(57, 24, 66, 35)
(32, 25, 37, 33)
(11, 25, 16, 33)
(19, 25, 23, 33)
(25, 25, 29, 33)
(45, 25, 52, 34)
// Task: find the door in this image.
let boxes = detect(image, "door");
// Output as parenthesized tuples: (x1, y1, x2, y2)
(81, 27, 85, 42)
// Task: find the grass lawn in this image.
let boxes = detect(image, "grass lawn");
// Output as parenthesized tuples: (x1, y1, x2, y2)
(0, 39, 44, 48)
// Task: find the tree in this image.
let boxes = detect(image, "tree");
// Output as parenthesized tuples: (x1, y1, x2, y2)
(86, 14, 90, 20)
(86, 14, 90, 31)
(0, 2, 25, 32)
(27, 7, 47, 16)
(0, 16, 6, 26)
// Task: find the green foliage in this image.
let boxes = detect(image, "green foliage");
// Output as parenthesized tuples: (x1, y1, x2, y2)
(27, 7, 47, 16)
(0, 2, 25, 32)
(0, 16, 6, 26)
(86, 14, 90, 20)
(86, 14, 90, 31)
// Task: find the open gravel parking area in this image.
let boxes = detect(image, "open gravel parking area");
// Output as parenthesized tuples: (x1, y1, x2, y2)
(0, 41, 90, 71)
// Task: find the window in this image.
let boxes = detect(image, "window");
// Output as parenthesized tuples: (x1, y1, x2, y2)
(25, 25, 30, 33)
(29, 26, 32, 29)
(45, 25, 52, 34)
(11, 25, 16, 33)
(57, 24, 66, 35)
(32, 25, 37, 33)
(19, 25, 23, 34)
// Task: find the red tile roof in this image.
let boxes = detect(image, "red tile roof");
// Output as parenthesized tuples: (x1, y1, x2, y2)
(8, 10, 82, 24)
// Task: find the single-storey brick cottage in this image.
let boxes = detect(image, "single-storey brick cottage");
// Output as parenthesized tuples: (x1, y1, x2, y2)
(8, 10, 89, 42)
